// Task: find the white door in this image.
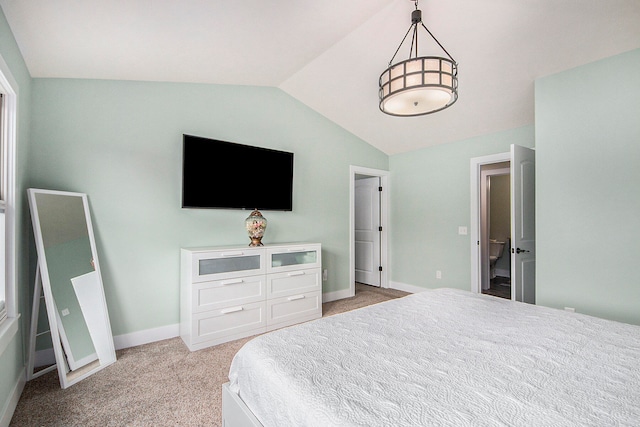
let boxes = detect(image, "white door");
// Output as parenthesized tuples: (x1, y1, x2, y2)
(510, 145, 536, 303)
(355, 177, 381, 286)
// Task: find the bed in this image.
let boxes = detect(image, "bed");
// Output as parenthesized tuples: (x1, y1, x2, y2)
(223, 288, 640, 426)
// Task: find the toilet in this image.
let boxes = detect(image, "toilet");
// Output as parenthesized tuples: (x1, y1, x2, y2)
(489, 239, 505, 279)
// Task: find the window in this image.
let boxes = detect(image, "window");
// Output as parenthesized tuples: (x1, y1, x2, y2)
(0, 93, 9, 322)
(0, 93, 6, 324)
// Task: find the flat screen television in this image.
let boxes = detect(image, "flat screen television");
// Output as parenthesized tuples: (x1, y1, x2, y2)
(182, 134, 294, 210)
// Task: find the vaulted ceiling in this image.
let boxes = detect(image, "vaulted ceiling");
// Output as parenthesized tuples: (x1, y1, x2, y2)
(2, 0, 639, 154)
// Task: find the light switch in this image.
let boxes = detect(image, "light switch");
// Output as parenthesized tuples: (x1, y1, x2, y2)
(458, 226, 468, 235)
(61, 308, 70, 316)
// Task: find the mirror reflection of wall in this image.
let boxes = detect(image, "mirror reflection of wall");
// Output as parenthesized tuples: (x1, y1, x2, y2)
(488, 175, 511, 276)
(35, 193, 98, 367)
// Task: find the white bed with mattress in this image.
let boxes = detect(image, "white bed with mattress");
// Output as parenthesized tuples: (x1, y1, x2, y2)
(223, 288, 640, 426)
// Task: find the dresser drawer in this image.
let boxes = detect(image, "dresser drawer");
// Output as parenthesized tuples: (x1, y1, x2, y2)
(191, 275, 265, 313)
(191, 248, 265, 283)
(267, 291, 322, 329)
(267, 244, 321, 274)
(266, 268, 321, 299)
(191, 301, 266, 345)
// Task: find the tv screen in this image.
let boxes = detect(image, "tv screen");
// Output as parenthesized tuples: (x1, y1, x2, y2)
(182, 135, 294, 210)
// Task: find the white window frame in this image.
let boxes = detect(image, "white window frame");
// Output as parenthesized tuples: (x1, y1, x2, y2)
(0, 50, 18, 351)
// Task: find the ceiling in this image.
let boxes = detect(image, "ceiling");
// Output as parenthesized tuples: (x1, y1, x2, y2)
(2, 0, 639, 155)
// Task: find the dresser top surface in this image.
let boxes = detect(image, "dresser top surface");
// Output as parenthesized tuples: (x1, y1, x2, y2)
(182, 242, 321, 253)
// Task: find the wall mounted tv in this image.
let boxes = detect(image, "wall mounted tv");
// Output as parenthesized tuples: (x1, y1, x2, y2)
(182, 134, 294, 211)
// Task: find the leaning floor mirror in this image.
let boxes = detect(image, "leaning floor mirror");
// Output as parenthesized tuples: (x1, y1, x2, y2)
(27, 188, 116, 389)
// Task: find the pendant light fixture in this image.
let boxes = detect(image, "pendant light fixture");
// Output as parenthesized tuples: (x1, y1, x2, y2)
(379, 0, 458, 116)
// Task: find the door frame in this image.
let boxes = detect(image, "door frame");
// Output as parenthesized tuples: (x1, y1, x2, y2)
(349, 165, 389, 297)
(470, 152, 510, 294)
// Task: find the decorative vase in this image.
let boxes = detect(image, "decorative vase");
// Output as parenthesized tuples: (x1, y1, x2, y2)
(245, 209, 267, 247)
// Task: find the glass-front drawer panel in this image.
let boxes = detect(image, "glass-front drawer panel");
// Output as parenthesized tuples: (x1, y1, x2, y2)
(268, 244, 321, 273)
(191, 248, 265, 282)
(199, 256, 260, 276)
(271, 251, 316, 268)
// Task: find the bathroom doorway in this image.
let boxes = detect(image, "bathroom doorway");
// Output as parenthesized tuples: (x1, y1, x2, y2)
(480, 166, 511, 299)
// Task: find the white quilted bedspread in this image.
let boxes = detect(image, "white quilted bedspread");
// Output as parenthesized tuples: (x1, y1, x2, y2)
(228, 288, 640, 426)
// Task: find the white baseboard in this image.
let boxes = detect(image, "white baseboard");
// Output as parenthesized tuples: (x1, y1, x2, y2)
(495, 269, 510, 278)
(322, 288, 352, 303)
(34, 348, 55, 368)
(389, 281, 425, 294)
(33, 324, 181, 357)
(56, 284, 417, 355)
(0, 367, 25, 427)
(113, 323, 179, 351)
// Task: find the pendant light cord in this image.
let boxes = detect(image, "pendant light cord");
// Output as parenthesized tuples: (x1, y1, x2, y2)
(388, 0, 457, 66)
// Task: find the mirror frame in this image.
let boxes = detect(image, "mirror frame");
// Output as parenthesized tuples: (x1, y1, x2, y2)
(28, 188, 116, 388)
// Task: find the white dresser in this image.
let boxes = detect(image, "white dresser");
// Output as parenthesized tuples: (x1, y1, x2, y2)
(180, 243, 322, 351)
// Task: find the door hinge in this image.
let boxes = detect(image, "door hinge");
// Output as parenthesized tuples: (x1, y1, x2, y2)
(378, 186, 382, 192)
(378, 266, 383, 272)
(379, 226, 383, 232)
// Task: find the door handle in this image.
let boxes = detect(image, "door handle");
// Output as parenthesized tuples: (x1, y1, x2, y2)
(221, 306, 243, 314)
(515, 248, 530, 254)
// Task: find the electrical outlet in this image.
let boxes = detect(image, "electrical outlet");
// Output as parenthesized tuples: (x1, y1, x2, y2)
(61, 308, 70, 316)
(436, 270, 442, 279)
(322, 269, 328, 281)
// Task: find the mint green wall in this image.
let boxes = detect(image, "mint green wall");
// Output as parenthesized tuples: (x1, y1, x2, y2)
(29, 78, 388, 336)
(44, 237, 95, 360)
(389, 126, 534, 289)
(0, 5, 32, 424)
(536, 49, 640, 325)
(490, 175, 511, 272)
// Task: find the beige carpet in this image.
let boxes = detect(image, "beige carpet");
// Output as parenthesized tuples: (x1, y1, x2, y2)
(10, 283, 408, 426)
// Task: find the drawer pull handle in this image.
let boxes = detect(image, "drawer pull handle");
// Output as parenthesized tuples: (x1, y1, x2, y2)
(221, 306, 243, 314)
(288, 271, 305, 277)
(221, 251, 244, 257)
(287, 295, 305, 301)
(221, 279, 244, 286)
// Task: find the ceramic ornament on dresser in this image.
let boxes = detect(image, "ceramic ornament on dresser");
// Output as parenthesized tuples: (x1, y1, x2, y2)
(244, 209, 267, 246)
(245, 209, 267, 246)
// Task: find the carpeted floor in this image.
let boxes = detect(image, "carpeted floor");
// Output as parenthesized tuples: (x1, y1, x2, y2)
(10, 283, 408, 426)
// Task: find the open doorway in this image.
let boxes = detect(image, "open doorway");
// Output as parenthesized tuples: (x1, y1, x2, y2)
(480, 165, 511, 299)
(349, 166, 389, 298)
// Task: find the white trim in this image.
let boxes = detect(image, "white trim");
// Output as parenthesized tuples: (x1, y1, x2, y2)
(0, 51, 17, 324)
(322, 288, 352, 303)
(470, 152, 510, 294)
(33, 348, 56, 368)
(389, 281, 424, 294)
(495, 268, 511, 278)
(97, 276, 416, 352)
(112, 323, 179, 350)
(33, 323, 180, 365)
(0, 367, 25, 427)
(349, 165, 390, 298)
(0, 314, 18, 356)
